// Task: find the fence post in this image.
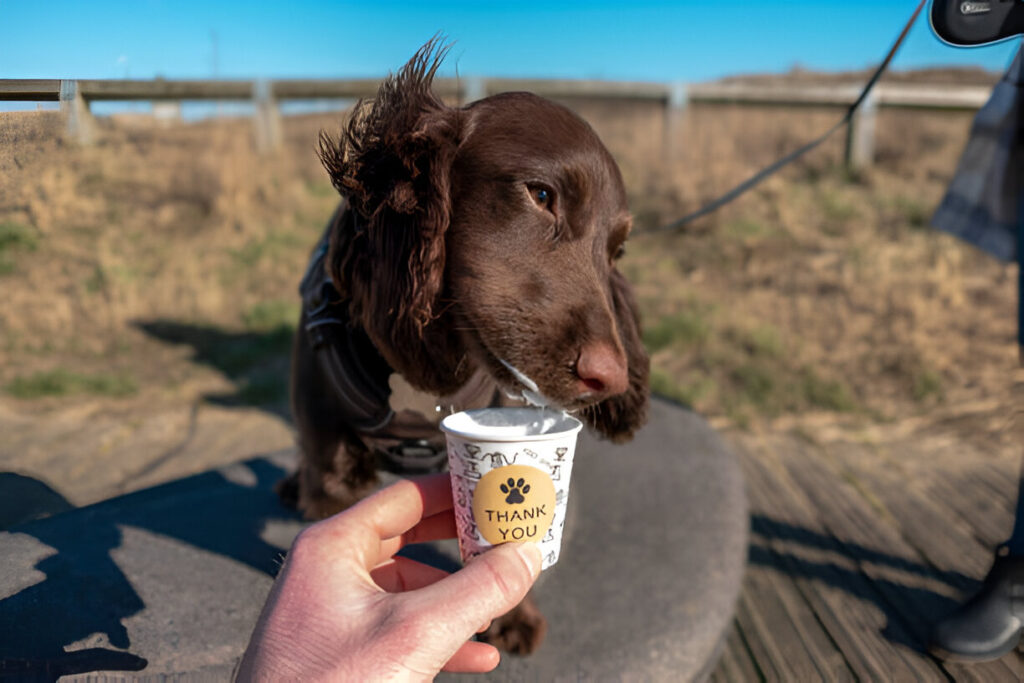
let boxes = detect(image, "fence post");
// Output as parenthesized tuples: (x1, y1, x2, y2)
(845, 89, 877, 172)
(59, 80, 94, 144)
(462, 76, 486, 105)
(253, 79, 282, 153)
(664, 82, 688, 162)
(152, 101, 183, 127)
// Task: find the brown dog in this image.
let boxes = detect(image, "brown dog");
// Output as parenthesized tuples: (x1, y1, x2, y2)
(283, 39, 650, 654)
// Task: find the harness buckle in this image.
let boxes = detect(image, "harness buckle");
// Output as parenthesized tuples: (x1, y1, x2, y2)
(376, 440, 449, 475)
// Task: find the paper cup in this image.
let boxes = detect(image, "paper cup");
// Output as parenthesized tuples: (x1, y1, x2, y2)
(441, 407, 583, 571)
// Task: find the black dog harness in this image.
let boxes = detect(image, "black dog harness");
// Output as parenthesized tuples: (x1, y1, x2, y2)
(298, 207, 499, 474)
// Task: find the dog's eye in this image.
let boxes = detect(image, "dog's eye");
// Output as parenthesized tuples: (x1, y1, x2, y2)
(612, 243, 626, 261)
(528, 184, 554, 213)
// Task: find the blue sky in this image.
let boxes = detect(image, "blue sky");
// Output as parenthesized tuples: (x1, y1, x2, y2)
(0, 1, 1019, 84)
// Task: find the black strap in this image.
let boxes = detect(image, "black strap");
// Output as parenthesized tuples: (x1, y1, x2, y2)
(300, 220, 395, 434)
(652, 0, 927, 233)
(299, 213, 452, 473)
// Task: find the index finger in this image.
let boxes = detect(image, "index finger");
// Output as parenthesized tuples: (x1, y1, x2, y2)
(312, 474, 454, 566)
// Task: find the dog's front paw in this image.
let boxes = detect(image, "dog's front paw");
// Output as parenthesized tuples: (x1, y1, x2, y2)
(478, 594, 548, 655)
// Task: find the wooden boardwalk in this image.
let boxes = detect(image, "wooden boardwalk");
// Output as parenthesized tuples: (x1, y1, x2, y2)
(710, 426, 1024, 682)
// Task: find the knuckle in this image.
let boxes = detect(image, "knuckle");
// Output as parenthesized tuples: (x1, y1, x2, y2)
(286, 527, 321, 565)
(290, 525, 318, 553)
(289, 519, 349, 561)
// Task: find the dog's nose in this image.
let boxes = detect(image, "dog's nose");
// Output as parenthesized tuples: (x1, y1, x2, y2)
(575, 342, 629, 398)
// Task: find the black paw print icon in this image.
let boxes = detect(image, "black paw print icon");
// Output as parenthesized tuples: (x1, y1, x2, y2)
(500, 477, 530, 504)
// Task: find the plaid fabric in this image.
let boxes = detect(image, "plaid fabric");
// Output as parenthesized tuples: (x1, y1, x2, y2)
(931, 47, 1023, 262)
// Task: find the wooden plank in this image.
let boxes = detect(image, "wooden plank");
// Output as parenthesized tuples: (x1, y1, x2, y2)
(745, 536, 857, 681)
(925, 469, 1014, 550)
(0, 77, 989, 111)
(711, 622, 763, 683)
(874, 83, 991, 109)
(688, 82, 860, 107)
(687, 81, 989, 110)
(271, 78, 381, 100)
(0, 79, 61, 101)
(944, 657, 1024, 683)
(732, 568, 838, 682)
(784, 452, 968, 648)
(815, 460, 989, 582)
(971, 463, 1019, 509)
(820, 451, 1023, 682)
(733, 593, 786, 682)
(77, 79, 254, 101)
(485, 78, 669, 101)
(272, 77, 461, 100)
(740, 450, 934, 680)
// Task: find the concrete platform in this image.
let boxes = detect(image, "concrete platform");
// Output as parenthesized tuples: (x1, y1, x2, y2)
(0, 398, 747, 681)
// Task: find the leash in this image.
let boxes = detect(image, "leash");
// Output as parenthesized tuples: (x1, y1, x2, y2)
(651, 0, 927, 233)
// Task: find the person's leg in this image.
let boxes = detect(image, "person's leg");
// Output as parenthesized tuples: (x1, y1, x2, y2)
(930, 200, 1024, 661)
(929, 457, 1024, 661)
(1004, 462, 1024, 556)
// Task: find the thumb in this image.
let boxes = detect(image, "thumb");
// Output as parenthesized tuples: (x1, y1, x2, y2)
(408, 543, 542, 636)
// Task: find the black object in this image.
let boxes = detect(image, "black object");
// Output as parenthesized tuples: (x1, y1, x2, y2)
(930, 0, 1024, 47)
(930, 548, 1024, 661)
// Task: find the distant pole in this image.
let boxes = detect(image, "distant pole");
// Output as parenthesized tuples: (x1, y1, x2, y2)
(59, 80, 94, 144)
(846, 89, 878, 172)
(463, 77, 486, 105)
(664, 82, 688, 162)
(253, 79, 282, 152)
(212, 30, 221, 117)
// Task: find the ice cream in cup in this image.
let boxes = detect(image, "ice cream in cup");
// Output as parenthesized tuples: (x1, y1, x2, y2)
(440, 407, 583, 571)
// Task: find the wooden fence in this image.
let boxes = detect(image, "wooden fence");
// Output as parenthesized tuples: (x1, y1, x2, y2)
(0, 76, 993, 169)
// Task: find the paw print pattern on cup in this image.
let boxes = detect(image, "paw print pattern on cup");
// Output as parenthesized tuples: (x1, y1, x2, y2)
(500, 477, 530, 504)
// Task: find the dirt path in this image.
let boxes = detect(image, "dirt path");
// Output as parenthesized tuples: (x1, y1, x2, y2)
(0, 391, 294, 513)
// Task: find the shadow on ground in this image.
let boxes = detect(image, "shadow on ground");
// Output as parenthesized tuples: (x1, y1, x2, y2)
(0, 461, 458, 681)
(0, 472, 75, 530)
(134, 319, 294, 419)
(748, 513, 979, 653)
(0, 458, 298, 681)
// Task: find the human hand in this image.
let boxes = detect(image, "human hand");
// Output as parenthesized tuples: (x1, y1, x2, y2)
(237, 474, 542, 681)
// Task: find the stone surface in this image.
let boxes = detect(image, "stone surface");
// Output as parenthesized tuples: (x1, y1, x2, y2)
(0, 399, 747, 681)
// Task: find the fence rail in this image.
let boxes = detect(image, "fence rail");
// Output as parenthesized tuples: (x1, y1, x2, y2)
(0, 76, 994, 166)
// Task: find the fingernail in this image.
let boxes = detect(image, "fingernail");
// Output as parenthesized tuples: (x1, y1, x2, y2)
(514, 542, 542, 579)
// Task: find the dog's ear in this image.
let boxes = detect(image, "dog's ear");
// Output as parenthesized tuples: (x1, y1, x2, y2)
(585, 269, 650, 441)
(319, 39, 465, 392)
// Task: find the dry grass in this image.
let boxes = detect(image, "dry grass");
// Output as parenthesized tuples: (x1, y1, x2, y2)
(1, 74, 1020, 458)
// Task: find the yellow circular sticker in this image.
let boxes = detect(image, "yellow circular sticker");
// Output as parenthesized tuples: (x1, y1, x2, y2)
(471, 465, 556, 545)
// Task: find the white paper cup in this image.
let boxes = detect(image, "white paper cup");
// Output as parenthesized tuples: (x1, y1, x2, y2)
(441, 407, 583, 571)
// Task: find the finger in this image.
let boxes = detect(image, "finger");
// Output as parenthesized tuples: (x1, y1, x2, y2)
(377, 509, 457, 562)
(355, 474, 453, 540)
(477, 620, 491, 634)
(405, 543, 542, 637)
(441, 641, 500, 673)
(370, 556, 451, 593)
(306, 475, 453, 565)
